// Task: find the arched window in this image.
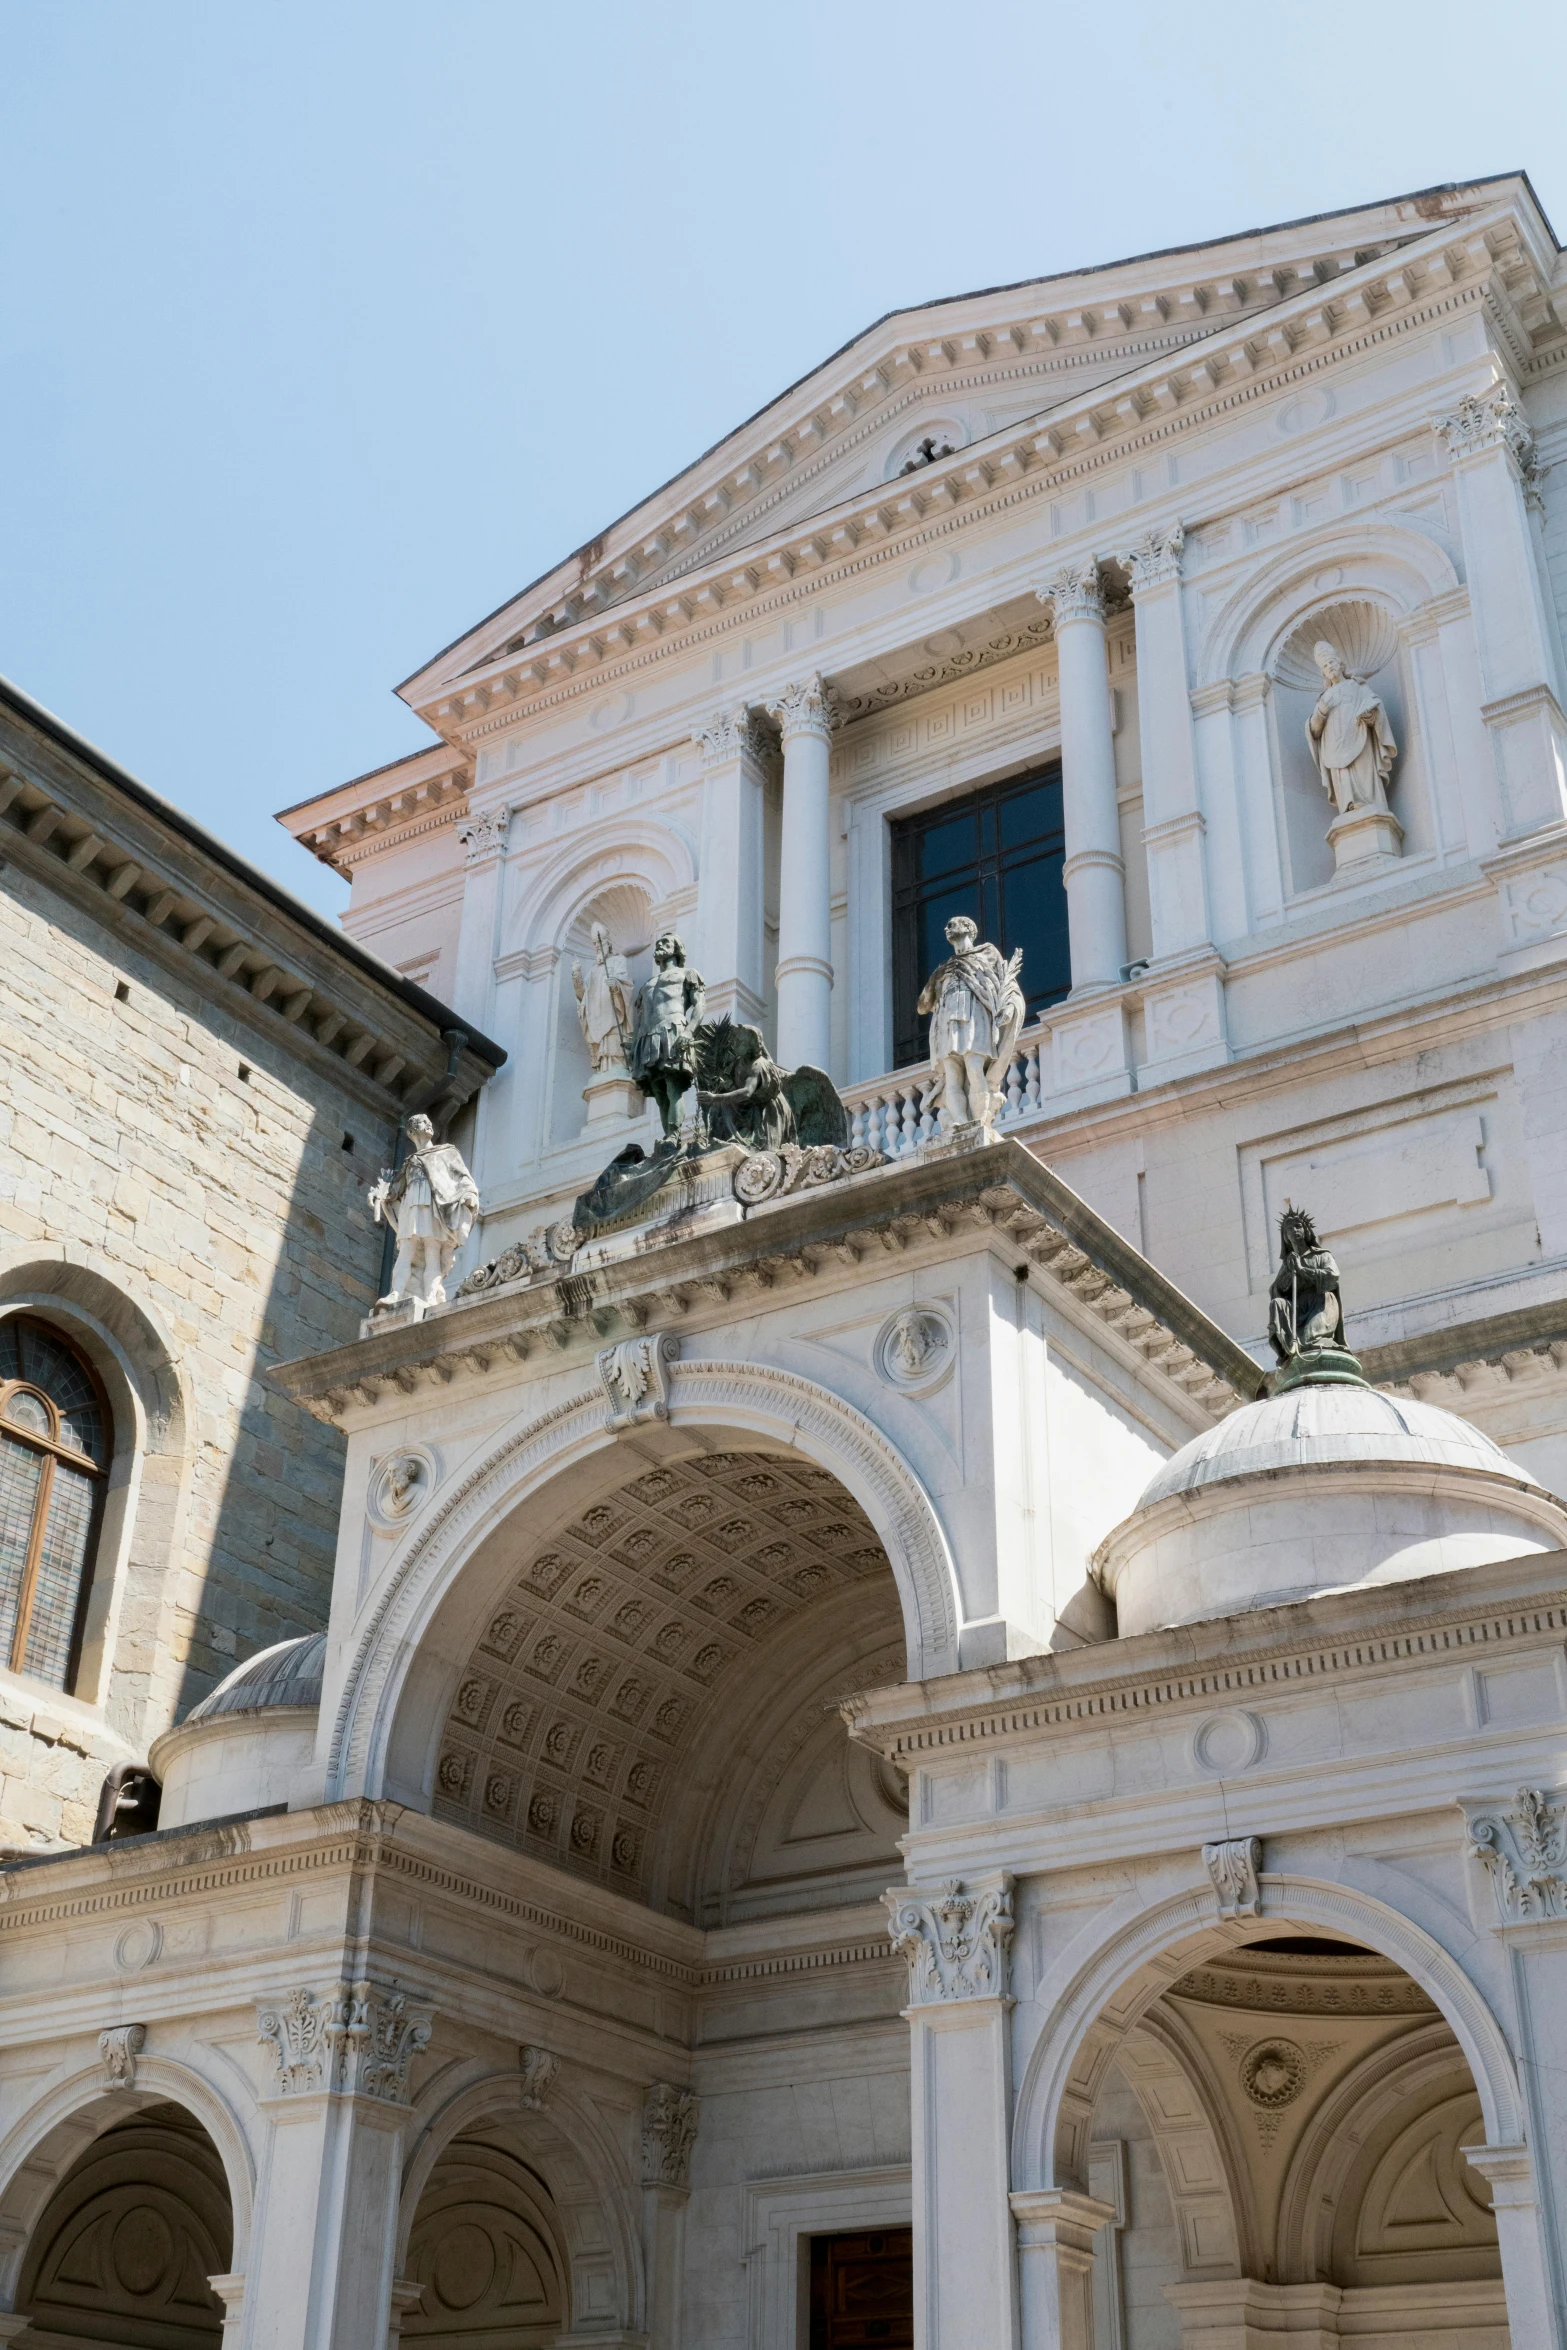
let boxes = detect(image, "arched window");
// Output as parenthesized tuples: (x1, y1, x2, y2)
(0, 1318, 110, 1690)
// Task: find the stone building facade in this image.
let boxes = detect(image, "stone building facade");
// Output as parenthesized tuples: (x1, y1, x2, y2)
(3, 174, 1567, 2350)
(0, 678, 501, 1850)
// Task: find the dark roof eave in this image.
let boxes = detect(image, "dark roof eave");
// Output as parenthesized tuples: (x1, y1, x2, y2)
(0, 674, 506, 1072)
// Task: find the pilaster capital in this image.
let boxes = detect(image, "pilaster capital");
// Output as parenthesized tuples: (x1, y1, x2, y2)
(1036, 559, 1105, 626)
(457, 804, 513, 866)
(695, 705, 772, 769)
(1120, 523, 1186, 595)
(1434, 387, 1542, 506)
(1462, 1785, 1567, 1924)
(642, 2081, 699, 2188)
(1009, 2188, 1119, 2258)
(256, 1981, 434, 2104)
(765, 673, 834, 743)
(884, 1873, 1014, 2003)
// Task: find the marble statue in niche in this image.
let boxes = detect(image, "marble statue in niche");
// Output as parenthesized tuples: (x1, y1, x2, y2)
(1307, 641, 1398, 819)
(917, 915, 1025, 1138)
(572, 923, 633, 1073)
(629, 931, 706, 1140)
(1267, 1203, 1366, 1390)
(369, 1113, 480, 1316)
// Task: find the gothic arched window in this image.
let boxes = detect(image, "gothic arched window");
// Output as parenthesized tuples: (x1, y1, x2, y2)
(0, 1319, 110, 1690)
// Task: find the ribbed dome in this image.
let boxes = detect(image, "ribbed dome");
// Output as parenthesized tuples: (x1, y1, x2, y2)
(184, 1633, 326, 1725)
(1138, 1385, 1544, 1511)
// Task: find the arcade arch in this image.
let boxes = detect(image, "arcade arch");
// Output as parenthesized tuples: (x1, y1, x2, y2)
(1015, 1883, 1529, 2343)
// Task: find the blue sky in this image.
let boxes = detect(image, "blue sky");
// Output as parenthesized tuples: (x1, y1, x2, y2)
(4, 0, 1565, 916)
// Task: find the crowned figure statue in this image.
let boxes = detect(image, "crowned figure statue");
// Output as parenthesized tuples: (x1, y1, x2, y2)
(369, 1113, 481, 1315)
(1267, 1202, 1366, 1390)
(1306, 641, 1397, 818)
(917, 915, 1026, 1138)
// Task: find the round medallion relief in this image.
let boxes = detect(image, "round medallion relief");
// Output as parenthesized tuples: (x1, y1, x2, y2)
(114, 1919, 163, 1973)
(432, 2222, 498, 2311)
(1192, 1709, 1266, 1774)
(528, 1945, 566, 2000)
(369, 1448, 439, 1530)
(111, 2205, 176, 2296)
(875, 1306, 954, 1393)
(1240, 2037, 1306, 2108)
(907, 550, 961, 597)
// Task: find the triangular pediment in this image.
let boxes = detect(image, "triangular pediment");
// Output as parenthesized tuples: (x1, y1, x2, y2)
(395, 175, 1559, 725)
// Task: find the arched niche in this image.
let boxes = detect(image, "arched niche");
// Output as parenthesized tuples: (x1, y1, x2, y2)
(0, 1249, 190, 1712)
(327, 1364, 960, 1890)
(1195, 526, 1463, 903)
(398, 2068, 643, 2343)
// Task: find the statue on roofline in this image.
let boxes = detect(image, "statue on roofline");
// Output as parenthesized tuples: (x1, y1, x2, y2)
(630, 930, 705, 1140)
(369, 1113, 480, 1316)
(1267, 1203, 1367, 1390)
(917, 913, 1026, 1139)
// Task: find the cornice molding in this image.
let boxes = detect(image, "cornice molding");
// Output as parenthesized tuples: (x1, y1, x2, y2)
(435, 239, 1511, 747)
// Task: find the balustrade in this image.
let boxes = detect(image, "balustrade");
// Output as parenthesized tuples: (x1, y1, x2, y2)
(842, 1024, 1048, 1159)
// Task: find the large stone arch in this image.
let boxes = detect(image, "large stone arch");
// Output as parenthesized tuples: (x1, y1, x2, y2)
(1010, 1871, 1526, 2199)
(397, 2063, 644, 2338)
(325, 1358, 961, 1807)
(0, 2055, 256, 2312)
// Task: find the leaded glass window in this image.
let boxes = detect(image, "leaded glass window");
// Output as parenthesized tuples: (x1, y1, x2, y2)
(0, 1319, 110, 1689)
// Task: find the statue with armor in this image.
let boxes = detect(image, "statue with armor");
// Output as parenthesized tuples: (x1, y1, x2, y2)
(629, 931, 705, 1140)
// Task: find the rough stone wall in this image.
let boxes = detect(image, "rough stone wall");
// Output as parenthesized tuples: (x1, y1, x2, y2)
(0, 857, 396, 1848)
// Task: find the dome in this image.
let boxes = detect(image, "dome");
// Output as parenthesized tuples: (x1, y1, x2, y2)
(183, 1633, 326, 1725)
(1097, 1383, 1567, 1637)
(1137, 1385, 1546, 1511)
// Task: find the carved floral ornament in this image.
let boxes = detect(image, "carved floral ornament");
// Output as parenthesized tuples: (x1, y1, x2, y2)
(518, 2044, 559, 2108)
(884, 1875, 1014, 2003)
(99, 2022, 146, 2091)
(1463, 1786, 1567, 1923)
(642, 2081, 700, 2189)
(256, 1981, 434, 2103)
(596, 1332, 679, 1430)
(1203, 1834, 1262, 1919)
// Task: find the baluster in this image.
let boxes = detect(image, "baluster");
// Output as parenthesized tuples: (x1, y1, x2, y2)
(1024, 1037, 1043, 1113)
(898, 1079, 921, 1156)
(1003, 1047, 1024, 1125)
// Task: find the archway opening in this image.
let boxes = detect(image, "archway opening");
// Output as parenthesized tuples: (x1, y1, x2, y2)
(1073, 1930, 1504, 2347)
(424, 1434, 910, 1924)
(13, 2100, 233, 2347)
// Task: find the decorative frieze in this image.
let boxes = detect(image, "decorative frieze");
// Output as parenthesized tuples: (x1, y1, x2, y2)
(518, 2045, 559, 2108)
(457, 1217, 580, 1299)
(98, 2023, 146, 2090)
(1464, 1787, 1567, 1922)
(642, 2082, 700, 2188)
(730, 1140, 884, 1205)
(596, 1333, 679, 1430)
(256, 1981, 433, 2102)
(884, 1875, 1014, 2002)
(1203, 1836, 1262, 1919)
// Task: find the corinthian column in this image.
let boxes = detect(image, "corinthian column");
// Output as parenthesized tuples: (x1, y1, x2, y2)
(1040, 563, 1127, 989)
(765, 673, 834, 1070)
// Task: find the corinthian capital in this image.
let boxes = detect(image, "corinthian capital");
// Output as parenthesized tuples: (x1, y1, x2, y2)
(1120, 523, 1186, 595)
(1434, 387, 1540, 498)
(1037, 560, 1105, 626)
(257, 1980, 433, 2103)
(457, 805, 512, 866)
(695, 705, 772, 768)
(765, 673, 834, 742)
(884, 1875, 1014, 2003)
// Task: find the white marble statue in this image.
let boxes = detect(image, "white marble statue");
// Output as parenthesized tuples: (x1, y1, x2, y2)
(1306, 640, 1397, 816)
(572, 923, 633, 1073)
(916, 915, 1025, 1137)
(368, 1113, 480, 1313)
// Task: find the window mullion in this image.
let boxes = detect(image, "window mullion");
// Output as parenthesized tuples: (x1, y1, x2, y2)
(11, 1450, 55, 1675)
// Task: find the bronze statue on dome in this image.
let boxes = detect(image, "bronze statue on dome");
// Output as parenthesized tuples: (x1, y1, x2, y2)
(1267, 1204, 1367, 1390)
